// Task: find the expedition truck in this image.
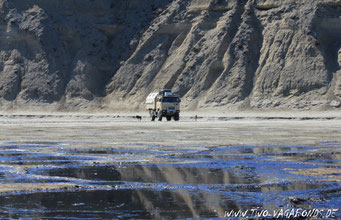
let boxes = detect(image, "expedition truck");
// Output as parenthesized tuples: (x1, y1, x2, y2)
(146, 89, 180, 121)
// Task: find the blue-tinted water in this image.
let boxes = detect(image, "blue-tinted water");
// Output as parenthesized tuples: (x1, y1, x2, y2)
(0, 141, 340, 219)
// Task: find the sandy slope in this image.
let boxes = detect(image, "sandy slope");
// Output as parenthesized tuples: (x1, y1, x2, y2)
(1, 0, 341, 110)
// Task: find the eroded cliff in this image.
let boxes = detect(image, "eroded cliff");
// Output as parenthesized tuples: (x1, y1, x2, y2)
(0, 0, 341, 111)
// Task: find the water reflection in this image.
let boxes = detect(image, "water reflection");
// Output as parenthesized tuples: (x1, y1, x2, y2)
(0, 153, 93, 166)
(0, 189, 260, 219)
(0, 142, 340, 218)
(0, 181, 336, 219)
(38, 164, 261, 185)
(217, 146, 305, 155)
(0, 148, 96, 166)
(212, 146, 341, 163)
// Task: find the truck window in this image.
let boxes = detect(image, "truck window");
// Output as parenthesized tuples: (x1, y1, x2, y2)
(161, 97, 180, 102)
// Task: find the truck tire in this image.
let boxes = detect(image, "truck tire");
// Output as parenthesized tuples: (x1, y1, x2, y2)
(174, 114, 179, 121)
(151, 116, 156, 121)
(157, 111, 162, 121)
(166, 116, 172, 121)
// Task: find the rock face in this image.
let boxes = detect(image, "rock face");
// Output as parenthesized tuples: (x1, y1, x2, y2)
(0, 0, 341, 111)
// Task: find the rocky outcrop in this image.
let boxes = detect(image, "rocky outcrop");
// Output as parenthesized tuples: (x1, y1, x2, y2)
(0, 0, 341, 110)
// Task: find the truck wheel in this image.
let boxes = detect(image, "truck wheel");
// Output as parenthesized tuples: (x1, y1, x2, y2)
(166, 116, 172, 121)
(157, 111, 162, 121)
(151, 116, 156, 121)
(174, 114, 179, 121)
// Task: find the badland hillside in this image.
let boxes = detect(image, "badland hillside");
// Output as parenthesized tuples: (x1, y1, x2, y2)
(1, 0, 341, 111)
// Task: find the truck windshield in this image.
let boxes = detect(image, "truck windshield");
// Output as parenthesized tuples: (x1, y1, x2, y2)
(161, 97, 180, 102)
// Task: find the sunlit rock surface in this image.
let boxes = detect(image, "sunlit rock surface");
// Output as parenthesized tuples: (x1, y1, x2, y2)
(0, 0, 341, 110)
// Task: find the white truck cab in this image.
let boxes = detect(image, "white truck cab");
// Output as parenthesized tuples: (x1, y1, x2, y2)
(146, 89, 180, 121)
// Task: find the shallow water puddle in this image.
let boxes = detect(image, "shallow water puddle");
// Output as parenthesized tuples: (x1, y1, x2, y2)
(0, 150, 95, 166)
(0, 189, 262, 219)
(34, 164, 261, 185)
(0, 141, 340, 218)
(0, 183, 339, 219)
(0, 141, 67, 149)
